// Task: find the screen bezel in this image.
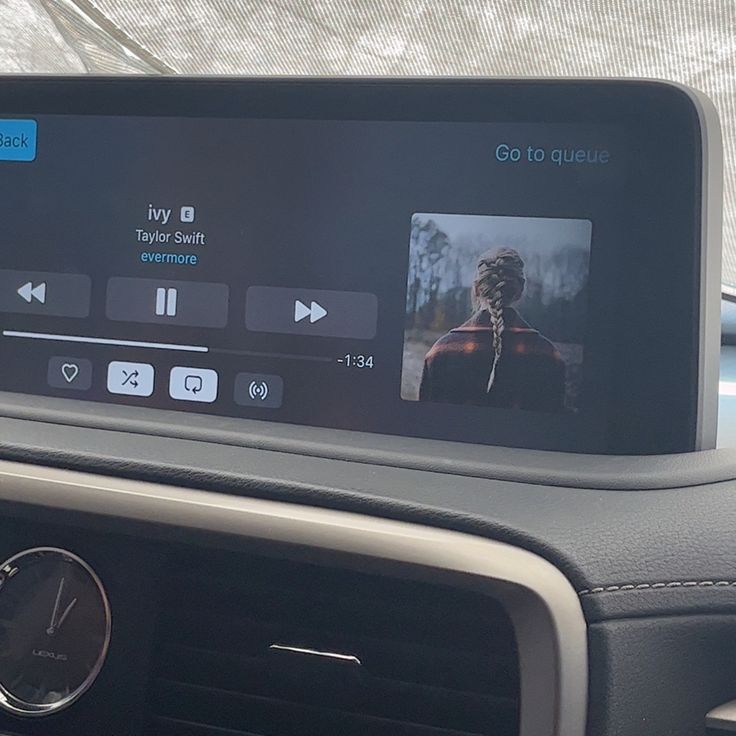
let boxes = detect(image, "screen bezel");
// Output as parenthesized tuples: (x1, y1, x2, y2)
(0, 76, 712, 455)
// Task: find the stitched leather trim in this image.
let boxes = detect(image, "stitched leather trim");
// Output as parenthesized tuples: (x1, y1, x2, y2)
(578, 580, 736, 596)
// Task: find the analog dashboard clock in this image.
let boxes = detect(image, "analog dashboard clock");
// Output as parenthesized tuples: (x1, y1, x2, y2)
(0, 547, 111, 716)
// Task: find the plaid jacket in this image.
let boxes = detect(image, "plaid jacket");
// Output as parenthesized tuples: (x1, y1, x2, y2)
(418, 308, 567, 413)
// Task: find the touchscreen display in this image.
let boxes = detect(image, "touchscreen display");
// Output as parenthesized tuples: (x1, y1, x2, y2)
(0, 111, 630, 451)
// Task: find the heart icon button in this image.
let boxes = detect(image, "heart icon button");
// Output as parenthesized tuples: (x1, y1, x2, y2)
(61, 363, 79, 383)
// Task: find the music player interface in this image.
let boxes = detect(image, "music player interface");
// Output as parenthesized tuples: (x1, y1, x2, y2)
(0, 114, 623, 450)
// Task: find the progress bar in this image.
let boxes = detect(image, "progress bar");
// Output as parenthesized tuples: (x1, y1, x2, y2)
(2, 330, 208, 353)
(210, 346, 333, 362)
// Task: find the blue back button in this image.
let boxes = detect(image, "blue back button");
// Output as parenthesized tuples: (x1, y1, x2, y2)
(0, 120, 37, 162)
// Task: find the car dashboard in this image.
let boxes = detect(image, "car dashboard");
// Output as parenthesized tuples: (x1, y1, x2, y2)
(0, 76, 730, 736)
(0, 404, 735, 736)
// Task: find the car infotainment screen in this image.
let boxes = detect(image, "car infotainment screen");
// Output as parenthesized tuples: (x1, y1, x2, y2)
(0, 78, 719, 454)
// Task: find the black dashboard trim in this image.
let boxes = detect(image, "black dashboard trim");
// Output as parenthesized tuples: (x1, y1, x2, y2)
(2, 413, 736, 626)
(0, 393, 735, 491)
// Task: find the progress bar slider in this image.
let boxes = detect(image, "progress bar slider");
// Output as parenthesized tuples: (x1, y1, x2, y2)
(3, 330, 208, 353)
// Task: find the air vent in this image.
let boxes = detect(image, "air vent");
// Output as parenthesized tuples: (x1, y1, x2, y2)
(147, 548, 520, 736)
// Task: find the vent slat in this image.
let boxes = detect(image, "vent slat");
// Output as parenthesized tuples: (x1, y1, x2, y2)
(153, 716, 265, 736)
(163, 556, 513, 652)
(160, 610, 515, 695)
(155, 643, 516, 732)
(163, 573, 507, 651)
(148, 551, 520, 736)
(153, 679, 492, 736)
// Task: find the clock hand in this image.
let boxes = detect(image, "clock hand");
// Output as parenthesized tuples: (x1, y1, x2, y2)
(47, 577, 65, 635)
(56, 597, 78, 631)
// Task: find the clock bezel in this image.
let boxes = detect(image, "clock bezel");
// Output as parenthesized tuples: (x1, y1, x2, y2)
(0, 546, 112, 717)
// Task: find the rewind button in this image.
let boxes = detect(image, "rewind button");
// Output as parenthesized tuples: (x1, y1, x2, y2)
(0, 270, 90, 317)
(17, 281, 46, 304)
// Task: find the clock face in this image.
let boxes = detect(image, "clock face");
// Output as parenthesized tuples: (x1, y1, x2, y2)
(0, 548, 111, 716)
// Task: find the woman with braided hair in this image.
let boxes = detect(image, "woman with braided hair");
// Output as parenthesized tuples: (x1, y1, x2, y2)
(418, 247, 567, 412)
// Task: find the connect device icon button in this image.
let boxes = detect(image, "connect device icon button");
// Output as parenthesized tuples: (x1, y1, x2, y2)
(234, 372, 283, 409)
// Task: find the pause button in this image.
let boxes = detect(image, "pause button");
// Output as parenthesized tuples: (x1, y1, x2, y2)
(155, 287, 178, 317)
(106, 277, 229, 328)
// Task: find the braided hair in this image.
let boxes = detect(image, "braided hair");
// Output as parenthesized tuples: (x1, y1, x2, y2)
(473, 248, 526, 392)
